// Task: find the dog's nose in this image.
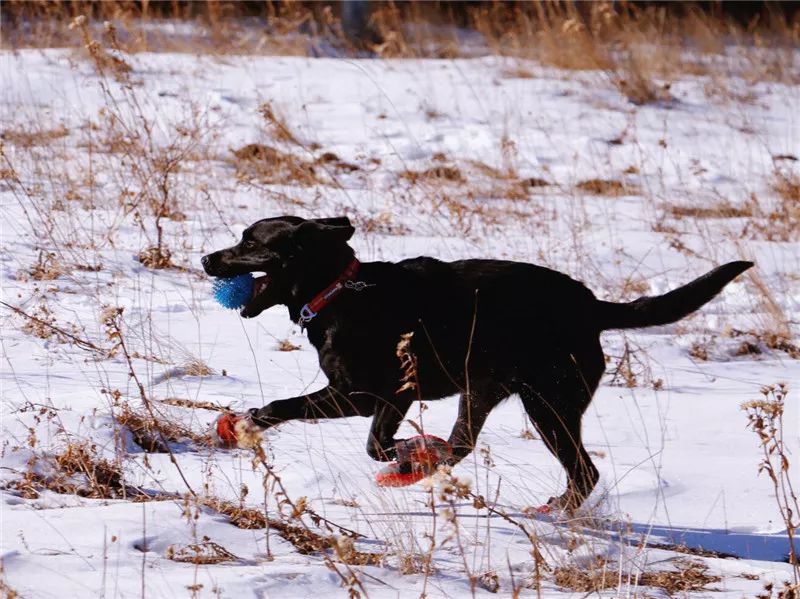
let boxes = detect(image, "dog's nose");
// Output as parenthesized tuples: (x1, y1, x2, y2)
(201, 255, 210, 267)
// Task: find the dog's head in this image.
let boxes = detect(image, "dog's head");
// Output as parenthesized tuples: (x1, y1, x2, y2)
(201, 216, 355, 318)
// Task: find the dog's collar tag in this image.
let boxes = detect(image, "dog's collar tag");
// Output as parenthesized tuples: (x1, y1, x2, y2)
(298, 258, 371, 329)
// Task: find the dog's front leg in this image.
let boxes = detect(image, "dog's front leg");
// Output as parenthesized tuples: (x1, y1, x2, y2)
(366, 396, 413, 462)
(443, 390, 493, 465)
(249, 385, 375, 428)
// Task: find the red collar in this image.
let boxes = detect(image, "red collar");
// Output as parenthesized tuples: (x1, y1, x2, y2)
(298, 258, 361, 327)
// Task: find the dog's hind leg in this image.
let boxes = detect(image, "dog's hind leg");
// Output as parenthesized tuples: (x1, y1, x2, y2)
(520, 347, 605, 511)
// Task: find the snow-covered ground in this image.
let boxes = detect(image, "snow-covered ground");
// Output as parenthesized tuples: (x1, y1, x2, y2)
(1, 45, 799, 598)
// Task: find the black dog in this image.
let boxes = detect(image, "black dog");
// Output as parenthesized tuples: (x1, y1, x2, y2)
(202, 215, 752, 510)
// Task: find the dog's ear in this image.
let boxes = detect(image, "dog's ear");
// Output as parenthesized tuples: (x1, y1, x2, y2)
(295, 219, 355, 244)
(312, 216, 352, 229)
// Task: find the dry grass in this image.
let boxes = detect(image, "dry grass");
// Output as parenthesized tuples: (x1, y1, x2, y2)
(729, 329, 800, 360)
(182, 359, 215, 377)
(157, 397, 229, 412)
(7, 442, 128, 500)
(612, 51, 674, 105)
(19, 303, 60, 341)
(638, 559, 721, 594)
(739, 169, 800, 242)
(0, 563, 19, 599)
(773, 172, 800, 202)
(276, 339, 302, 352)
(258, 101, 302, 146)
(200, 497, 384, 566)
(575, 178, 639, 196)
(232, 143, 319, 186)
(3, 1, 796, 90)
(2, 125, 69, 147)
(668, 202, 754, 219)
(554, 557, 720, 595)
(166, 541, 238, 565)
(17, 251, 64, 282)
(116, 405, 211, 453)
(553, 559, 617, 592)
(137, 246, 175, 270)
(400, 165, 465, 185)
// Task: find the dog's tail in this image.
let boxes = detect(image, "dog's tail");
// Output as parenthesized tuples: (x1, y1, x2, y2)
(594, 261, 753, 331)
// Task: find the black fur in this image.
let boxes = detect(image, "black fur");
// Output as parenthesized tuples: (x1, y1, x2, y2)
(202, 215, 753, 509)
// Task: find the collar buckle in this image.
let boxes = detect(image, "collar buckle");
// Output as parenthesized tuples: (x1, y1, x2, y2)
(299, 304, 317, 327)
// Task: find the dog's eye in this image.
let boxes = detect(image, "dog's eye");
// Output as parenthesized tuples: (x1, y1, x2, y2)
(242, 240, 257, 250)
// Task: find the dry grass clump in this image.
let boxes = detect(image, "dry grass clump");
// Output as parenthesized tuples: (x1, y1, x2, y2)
(399, 158, 548, 207)
(500, 66, 536, 79)
(638, 559, 721, 594)
(258, 101, 302, 146)
(352, 212, 411, 236)
(668, 202, 754, 219)
(368, 2, 461, 59)
(2, 125, 69, 148)
(116, 405, 210, 453)
(19, 302, 59, 341)
(0, 563, 19, 599)
(55, 442, 123, 494)
(315, 151, 360, 173)
(728, 329, 800, 360)
(200, 497, 383, 565)
(232, 143, 319, 186)
(554, 558, 720, 595)
(575, 178, 638, 196)
(166, 540, 238, 565)
(553, 558, 616, 592)
(182, 359, 214, 377)
(276, 339, 301, 352)
(137, 245, 175, 270)
(70, 16, 132, 78)
(742, 170, 800, 242)
(18, 251, 64, 281)
(400, 165, 465, 185)
(758, 581, 800, 599)
(772, 170, 800, 203)
(473, 2, 613, 71)
(612, 51, 674, 105)
(158, 397, 229, 412)
(8, 442, 127, 500)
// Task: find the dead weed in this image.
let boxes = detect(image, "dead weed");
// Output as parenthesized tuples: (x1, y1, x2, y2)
(2, 125, 69, 147)
(166, 540, 238, 565)
(638, 559, 721, 595)
(576, 178, 639, 196)
(116, 405, 211, 453)
(232, 143, 319, 186)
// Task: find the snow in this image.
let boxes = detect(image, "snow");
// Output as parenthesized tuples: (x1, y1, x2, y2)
(1, 45, 799, 598)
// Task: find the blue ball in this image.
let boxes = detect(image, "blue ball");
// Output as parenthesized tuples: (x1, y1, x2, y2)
(212, 274, 254, 310)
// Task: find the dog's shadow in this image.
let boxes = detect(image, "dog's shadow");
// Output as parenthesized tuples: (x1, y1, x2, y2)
(366, 503, 794, 563)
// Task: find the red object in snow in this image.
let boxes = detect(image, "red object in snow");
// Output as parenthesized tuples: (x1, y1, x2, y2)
(375, 435, 451, 487)
(215, 413, 242, 446)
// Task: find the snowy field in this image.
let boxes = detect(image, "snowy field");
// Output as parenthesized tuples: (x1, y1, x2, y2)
(1, 41, 799, 598)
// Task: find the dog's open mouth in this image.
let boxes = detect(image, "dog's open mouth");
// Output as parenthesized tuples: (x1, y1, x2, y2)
(241, 273, 270, 318)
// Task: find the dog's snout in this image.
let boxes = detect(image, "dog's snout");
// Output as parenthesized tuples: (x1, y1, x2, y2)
(201, 253, 218, 275)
